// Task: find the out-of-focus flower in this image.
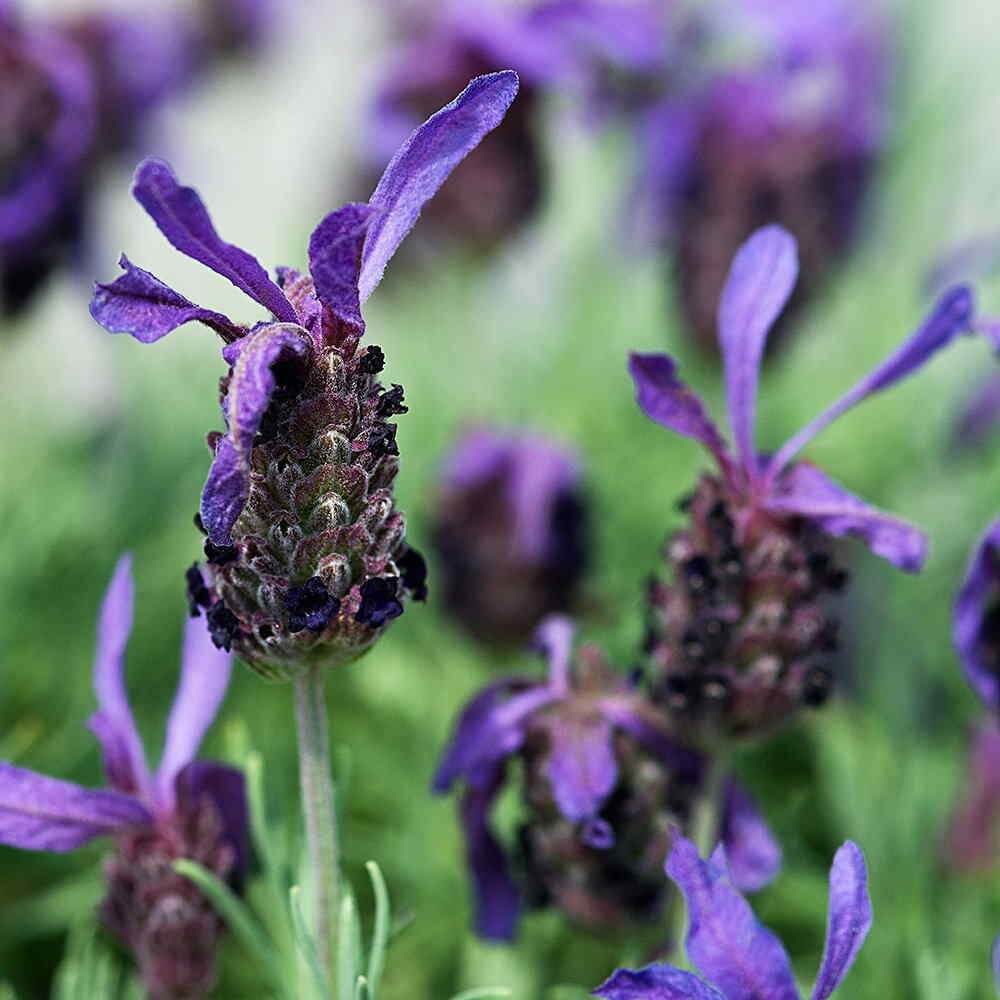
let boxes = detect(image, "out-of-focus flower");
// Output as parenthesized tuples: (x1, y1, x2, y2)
(191, 0, 274, 62)
(434, 617, 781, 940)
(91, 73, 518, 680)
(432, 427, 589, 645)
(0, 556, 246, 999)
(953, 374, 1000, 452)
(633, 225, 976, 744)
(0, 5, 95, 315)
(594, 834, 872, 1000)
(947, 518, 1000, 870)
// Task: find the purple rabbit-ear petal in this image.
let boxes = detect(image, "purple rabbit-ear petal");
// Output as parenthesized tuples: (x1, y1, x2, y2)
(91, 555, 150, 797)
(666, 834, 800, 1000)
(953, 518, 1000, 710)
(765, 462, 927, 573)
(155, 616, 234, 807)
(175, 761, 249, 880)
(359, 70, 519, 302)
(0, 763, 150, 853)
(307, 201, 377, 338)
(628, 353, 734, 475)
(90, 255, 245, 343)
(200, 323, 311, 545)
(459, 766, 521, 941)
(722, 781, 782, 893)
(718, 226, 799, 479)
(768, 284, 976, 478)
(546, 715, 618, 827)
(594, 965, 728, 1000)
(535, 615, 575, 693)
(131, 158, 297, 323)
(810, 842, 872, 1000)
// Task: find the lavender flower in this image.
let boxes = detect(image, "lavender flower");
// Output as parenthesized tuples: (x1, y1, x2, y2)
(947, 518, 1000, 870)
(634, 225, 976, 743)
(433, 427, 589, 645)
(0, 5, 95, 315)
(90, 72, 518, 680)
(0, 556, 246, 999)
(434, 617, 781, 939)
(594, 834, 872, 1000)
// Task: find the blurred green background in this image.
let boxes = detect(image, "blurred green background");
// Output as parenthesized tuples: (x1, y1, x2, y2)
(2, 0, 1000, 996)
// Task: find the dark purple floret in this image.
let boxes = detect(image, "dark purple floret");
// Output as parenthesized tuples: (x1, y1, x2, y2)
(284, 577, 340, 634)
(204, 539, 238, 565)
(355, 577, 404, 629)
(206, 602, 240, 652)
(367, 422, 400, 458)
(397, 546, 429, 602)
(185, 563, 213, 617)
(358, 344, 385, 374)
(377, 383, 408, 417)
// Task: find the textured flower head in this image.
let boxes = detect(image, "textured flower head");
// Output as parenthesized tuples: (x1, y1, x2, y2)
(0, 556, 246, 998)
(434, 617, 781, 939)
(433, 426, 589, 645)
(91, 72, 518, 679)
(595, 834, 872, 1000)
(0, 5, 95, 314)
(634, 225, 976, 742)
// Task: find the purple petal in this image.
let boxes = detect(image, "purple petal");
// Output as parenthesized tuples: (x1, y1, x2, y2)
(88, 555, 150, 798)
(200, 323, 311, 545)
(718, 226, 799, 478)
(359, 71, 519, 302)
(768, 285, 976, 477)
(132, 158, 297, 323)
(721, 781, 782, 893)
(460, 765, 521, 941)
(535, 615, 575, 694)
(628, 353, 734, 473)
(953, 518, 1000, 709)
(667, 834, 799, 1000)
(90, 255, 244, 343)
(992, 936, 1000, 992)
(175, 761, 249, 881)
(156, 616, 234, 807)
(765, 462, 927, 573)
(810, 842, 872, 1000)
(594, 965, 727, 1000)
(307, 202, 377, 338)
(0, 763, 150, 852)
(546, 715, 618, 830)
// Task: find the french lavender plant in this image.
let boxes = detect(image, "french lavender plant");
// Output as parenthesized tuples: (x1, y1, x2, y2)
(434, 617, 781, 939)
(0, 556, 247, 999)
(948, 518, 1000, 870)
(594, 833, 872, 1000)
(634, 225, 977, 746)
(90, 71, 519, 980)
(432, 427, 589, 645)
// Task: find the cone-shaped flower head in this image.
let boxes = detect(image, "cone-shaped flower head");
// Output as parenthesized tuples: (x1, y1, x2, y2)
(947, 518, 1000, 870)
(633, 225, 977, 744)
(594, 834, 872, 1000)
(0, 4, 96, 314)
(90, 72, 519, 680)
(0, 556, 247, 999)
(433, 427, 590, 645)
(433, 617, 781, 940)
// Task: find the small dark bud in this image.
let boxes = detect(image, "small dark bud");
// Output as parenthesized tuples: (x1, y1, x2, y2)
(194, 512, 207, 535)
(355, 577, 404, 628)
(204, 540, 238, 565)
(367, 422, 399, 458)
(377, 383, 408, 417)
(358, 345, 385, 374)
(682, 555, 716, 597)
(185, 565, 212, 617)
(284, 577, 340, 633)
(397, 547, 428, 602)
(802, 666, 834, 707)
(206, 603, 240, 652)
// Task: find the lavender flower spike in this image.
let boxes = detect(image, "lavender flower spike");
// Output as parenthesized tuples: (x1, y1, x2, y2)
(636, 225, 978, 742)
(91, 72, 518, 680)
(0, 556, 246, 999)
(434, 616, 781, 940)
(594, 835, 872, 1000)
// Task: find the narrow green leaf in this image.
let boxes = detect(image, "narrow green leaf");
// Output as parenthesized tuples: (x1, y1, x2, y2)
(364, 861, 390, 999)
(338, 889, 361, 1000)
(290, 885, 329, 999)
(354, 974, 370, 1000)
(449, 989, 514, 1000)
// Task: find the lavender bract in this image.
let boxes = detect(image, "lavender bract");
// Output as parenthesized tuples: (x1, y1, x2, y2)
(634, 225, 976, 743)
(433, 427, 589, 645)
(594, 834, 872, 1000)
(0, 556, 246, 999)
(434, 617, 780, 940)
(91, 72, 519, 680)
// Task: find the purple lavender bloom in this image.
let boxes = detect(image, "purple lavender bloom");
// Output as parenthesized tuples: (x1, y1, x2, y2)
(0, 5, 96, 314)
(594, 834, 872, 1000)
(90, 73, 518, 680)
(434, 617, 781, 940)
(0, 555, 246, 999)
(433, 427, 589, 645)
(946, 518, 1000, 870)
(634, 225, 977, 742)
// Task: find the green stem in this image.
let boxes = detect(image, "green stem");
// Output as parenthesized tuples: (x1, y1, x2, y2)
(293, 665, 339, 984)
